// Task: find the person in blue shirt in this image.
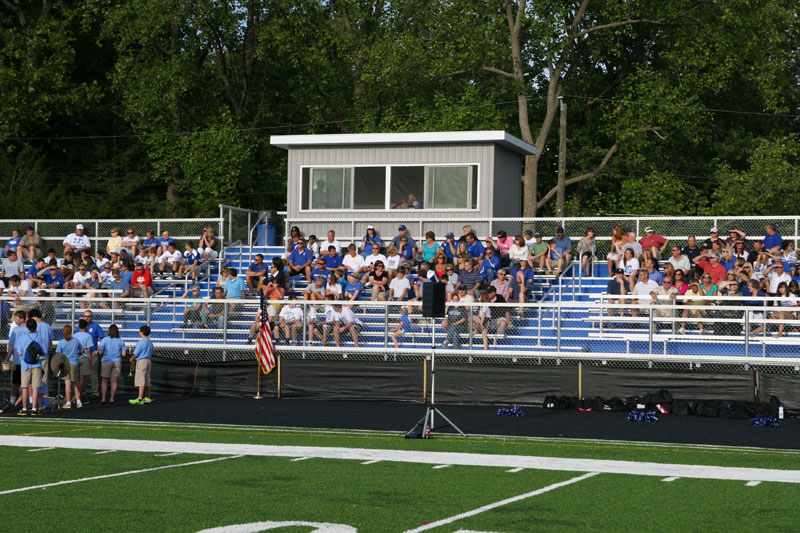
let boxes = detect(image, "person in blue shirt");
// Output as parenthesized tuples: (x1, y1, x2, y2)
(141, 230, 158, 253)
(28, 308, 53, 411)
(3, 228, 22, 259)
(554, 227, 573, 267)
(465, 232, 485, 260)
(3, 310, 28, 410)
(55, 325, 82, 409)
(41, 265, 65, 291)
(344, 272, 362, 301)
(97, 324, 126, 404)
(323, 246, 343, 271)
(224, 268, 247, 315)
(72, 319, 95, 400)
(287, 239, 314, 282)
(178, 241, 201, 281)
(511, 259, 536, 315)
(81, 310, 104, 397)
(13, 318, 44, 415)
(129, 325, 154, 405)
(479, 247, 502, 284)
(361, 226, 382, 258)
(309, 259, 329, 288)
(440, 232, 458, 262)
(157, 231, 175, 255)
(27, 258, 46, 285)
(245, 253, 269, 292)
(763, 224, 782, 254)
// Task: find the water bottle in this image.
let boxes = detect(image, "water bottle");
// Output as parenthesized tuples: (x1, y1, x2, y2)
(778, 404, 784, 420)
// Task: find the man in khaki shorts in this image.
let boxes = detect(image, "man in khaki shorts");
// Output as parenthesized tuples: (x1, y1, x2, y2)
(72, 319, 95, 403)
(14, 318, 45, 415)
(129, 325, 154, 405)
(55, 325, 82, 408)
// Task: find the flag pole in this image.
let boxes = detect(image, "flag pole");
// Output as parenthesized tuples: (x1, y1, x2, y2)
(277, 355, 281, 399)
(254, 362, 262, 400)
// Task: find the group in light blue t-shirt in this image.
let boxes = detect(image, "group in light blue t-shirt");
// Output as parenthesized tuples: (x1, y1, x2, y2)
(98, 337, 126, 363)
(56, 337, 81, 365)
(133, 337, 154, 360)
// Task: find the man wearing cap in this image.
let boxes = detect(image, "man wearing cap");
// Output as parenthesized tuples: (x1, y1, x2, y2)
(63, 224, 91, 255)
(763, 261, 791, 295)
(640, 227, 668, 260)
(606, 268, 628, 320)
(440, 232, 458, 262)
(530, 232, 548, 270)
(18, 226, 42, 261)
(763, 224, 783, 254)
(553, 227, 573, 267)
(40, 264, 65, 293)
(392, 225, 417, 256)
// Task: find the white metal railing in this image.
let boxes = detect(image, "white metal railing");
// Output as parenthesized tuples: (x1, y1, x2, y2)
(3, 294, 800, 365)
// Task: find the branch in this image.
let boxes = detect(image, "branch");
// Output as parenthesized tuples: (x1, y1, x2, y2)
(480, 65, 515, 79)
(536, 142, 618, 208)
(576, 19, 660, 38)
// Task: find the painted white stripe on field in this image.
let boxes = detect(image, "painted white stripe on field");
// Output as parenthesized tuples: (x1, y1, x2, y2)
(432, 464, 451, 470)
(746, 481, 761, 487)
(360, 459, 381, 465)
(506, 467, 525, 473)
(661, 476, 679, 482)
(27, 448, 54, 452)
(94, 450, 117, 455)
(0, 455, 242, 495)
(156, 452, 183, 457)
(2, 436, 800, 484)
(405, 472, 599, 532)
(290, 456, 312, 462)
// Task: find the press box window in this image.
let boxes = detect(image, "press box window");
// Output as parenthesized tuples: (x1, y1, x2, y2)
(301, 167, 386, 210)
(391, 165, 477, 210)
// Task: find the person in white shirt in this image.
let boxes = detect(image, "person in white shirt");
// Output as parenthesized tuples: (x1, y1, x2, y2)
(764, 262, 791, 295)
(630, 269, 659, 317)
(121, 229, 140, 257)
(7, 275, 34, 309)
(157, 243, 183, 277)
(388, 267, 412, 301)
(313, 296, 342, 345)
(278, 297, 304, 343)
(94, 251, 110, 272)
(334, 304, 363, 347)
(66, 264, 92, 294)
(134, 251, 149, 266)
(323, 230, 342, 255)
(63, 224, 91, 255)
(667, 246, 691, 275)
(363, 243, 387, 270)
(342, 244, 366, 276)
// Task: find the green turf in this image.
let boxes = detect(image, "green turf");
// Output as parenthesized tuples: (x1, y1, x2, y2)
(0, 449, 575, 531)
(1, 418, 798, 471)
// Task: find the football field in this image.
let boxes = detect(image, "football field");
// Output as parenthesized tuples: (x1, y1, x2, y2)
(2, 417, 799, 532)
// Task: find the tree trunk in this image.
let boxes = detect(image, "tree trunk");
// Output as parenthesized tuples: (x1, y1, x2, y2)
(557, 98, 567, 216)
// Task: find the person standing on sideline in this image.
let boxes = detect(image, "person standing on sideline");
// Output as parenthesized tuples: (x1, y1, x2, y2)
(83, 310, 104, 398)
(129, 325, 154, 405)
(55, 325, 82, 409)
(97, 324, 126, 404)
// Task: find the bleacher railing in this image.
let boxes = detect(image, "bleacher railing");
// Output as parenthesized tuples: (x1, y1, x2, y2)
(3, 294, 800, 370)
(283, 215, 800, 255)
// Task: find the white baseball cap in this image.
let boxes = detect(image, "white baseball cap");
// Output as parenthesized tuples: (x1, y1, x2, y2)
(76, 224, 84, 230)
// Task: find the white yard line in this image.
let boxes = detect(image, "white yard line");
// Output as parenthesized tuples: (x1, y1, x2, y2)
(290, 456, 312, 462)
(155, 452, 183, 457)
(0, 455, 242, 495)
(661, 476, 679, 482)
(360, 459, 381, 465)
(432, 464, 451, 470)
(27, 448, 54, 452)
(506, 467, 525, 473)
(404, 472, 600, 532)
(746, 481, 761, 487)
(93, 450, 117, 455)
(1, 435, 800, 484)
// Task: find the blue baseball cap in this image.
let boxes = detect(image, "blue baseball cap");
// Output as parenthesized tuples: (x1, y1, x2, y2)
(398, 225, 407, 230)
(445, 232, 454, 239)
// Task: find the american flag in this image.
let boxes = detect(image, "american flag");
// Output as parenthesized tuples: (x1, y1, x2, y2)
(255, 293, 276, 374)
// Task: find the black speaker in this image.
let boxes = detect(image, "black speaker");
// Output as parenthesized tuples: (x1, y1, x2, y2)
(422, 282, 446, 318)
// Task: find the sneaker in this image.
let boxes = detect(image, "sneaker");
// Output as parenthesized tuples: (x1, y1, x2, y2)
(17, 408, 29, 416)
(678, 327, 686, 334)
(30, 409, 40, 416)
(129, 398, 143, 405)
(76, 399, 83, 408)
(142, 397, 152, 404)
(63, 402, 72, 409)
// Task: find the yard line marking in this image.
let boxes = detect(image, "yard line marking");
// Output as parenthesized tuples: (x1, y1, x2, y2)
(27, 448, 54, 452)
(405, 472, 600, 532)
(290, 456, 312, 462)
(94, 450, 117, 455)
(0, 455, 242, 496)
(506, 467, 525, 473)
(432, 464, 451, 469)
(2, 436, 800, 484)
(746, 481, 761, 487)
(361, 459, 381, 465)
(661, 476, 679, 482)
(156, 452, 183, 457)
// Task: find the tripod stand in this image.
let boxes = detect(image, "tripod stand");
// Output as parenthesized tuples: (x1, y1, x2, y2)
(406, 317, 466, 439)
